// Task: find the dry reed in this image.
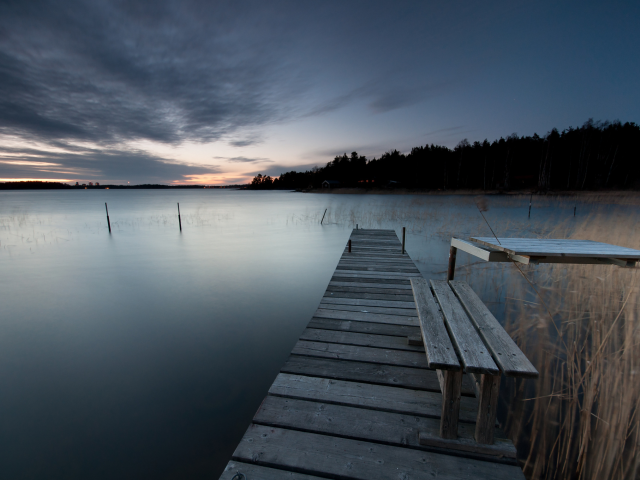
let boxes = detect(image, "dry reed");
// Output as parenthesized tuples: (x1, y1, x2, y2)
(500, 213, 640, 480)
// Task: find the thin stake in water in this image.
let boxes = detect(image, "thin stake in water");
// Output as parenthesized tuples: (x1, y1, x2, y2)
(178, 203, 182, 231)
(402, 226, 406, 254)
(105, 202, 111, 233)
(320, 208, 327, 225)
(528, 193, 532, 218)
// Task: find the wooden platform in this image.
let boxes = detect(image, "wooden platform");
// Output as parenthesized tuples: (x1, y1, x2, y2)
(219, 229, 525, 480)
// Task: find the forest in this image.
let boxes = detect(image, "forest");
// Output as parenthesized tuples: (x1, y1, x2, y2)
(249, 120, 640, 191)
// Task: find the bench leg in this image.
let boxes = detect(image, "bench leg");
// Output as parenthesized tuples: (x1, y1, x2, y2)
(438, 369, 463, 439)
(475, 373, 501, 444)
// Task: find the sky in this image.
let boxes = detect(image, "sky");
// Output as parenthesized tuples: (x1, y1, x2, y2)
(0, 1, 638, 185)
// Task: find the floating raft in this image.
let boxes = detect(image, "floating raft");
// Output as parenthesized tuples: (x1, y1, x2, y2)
(219, 228, 525, 480)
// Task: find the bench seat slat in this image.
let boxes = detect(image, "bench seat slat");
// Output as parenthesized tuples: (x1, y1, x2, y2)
(449, 281, 539, 378)
(430, 280, 499, 375)
(410, 278, 460, 371)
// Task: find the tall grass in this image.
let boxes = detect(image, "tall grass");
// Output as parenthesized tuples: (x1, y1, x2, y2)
(499, 214, 640, 480)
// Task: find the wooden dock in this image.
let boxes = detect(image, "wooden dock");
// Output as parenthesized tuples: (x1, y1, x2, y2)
(219, 228, 525, 480)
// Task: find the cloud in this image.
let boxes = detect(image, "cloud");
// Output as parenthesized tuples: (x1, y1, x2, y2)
(0, 145, 220, 184)
(213, 156, 273, 164)
(0, 1, 310, 146)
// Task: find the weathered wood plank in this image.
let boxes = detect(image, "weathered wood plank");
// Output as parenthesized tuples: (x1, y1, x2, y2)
(307, 317, 420, 337)
(439, 369, 463, 439)
(318, 303, 418, 316)
(337, 265, 421, 273)
(324, 291, 416, 302)
(292, 340, 429, 368)
(253, 396, 515, 462)
(431, 280, 499, 375)
(281, 355, 476, 395)
(418, 422, 516, 458)
(219, 461, 326, 480)
(450, 280, 539, 378)
(329, 281, 412, 291)
(232, 425, 524, 480)
(332, 270, 422, 278)
(314, 308, 418, 326)
(269, 374, 479, 422)
(410, 278, 460, 371)
(474, 373, 501, 444)
(331, 276, 411, 285)
(470, 237, 640, 258)
(300, 328, 425, 352)
(326, 284, 415, 295)
(321, 297, 416, 309)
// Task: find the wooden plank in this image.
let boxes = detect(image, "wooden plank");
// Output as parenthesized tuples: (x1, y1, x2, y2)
(281, 355, 477, 395)
(329, 280, 412, 289)
(300, 328, 425, 352)
(418, 422, 516, 458)
(324, 291, 416, 302)
(439, 369, 463, 439)
(326, 284, 414, 294)
(307, 317, 420, 337)
(330, 270, 422, 278)
(470, 237, 640, 258)
(336, 265, 421, 273)
(321, 296, 415, 308)
(410, 278, 460, 371)
(268, 374, 479, 422)
(314, 308, 418, 326)
(431, 280, 499, 375)
(254, 396, 515, 462)
(291, 340, 430, 368)
(318, 304, 418, 316)
(331, 276, 411, 285)
(232, 425, 525, 480)
(475, 374, 501, 444)
(451, 238, 509, 262)
(450, 281, 538, 378)
(219, 460, 325, 479)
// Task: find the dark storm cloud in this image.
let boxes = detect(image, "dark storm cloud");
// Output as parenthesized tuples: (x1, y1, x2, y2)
(0, 145, 220, 183)
(0, 0, 310, 146)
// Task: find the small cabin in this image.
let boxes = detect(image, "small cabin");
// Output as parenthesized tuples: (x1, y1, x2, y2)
(322, 180, 340, 189)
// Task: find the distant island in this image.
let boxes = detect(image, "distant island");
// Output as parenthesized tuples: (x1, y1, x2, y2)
(250, 119, 640, 192)
(0, 182, 247, 190)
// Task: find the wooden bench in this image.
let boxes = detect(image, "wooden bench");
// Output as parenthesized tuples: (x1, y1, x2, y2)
(410, 278, 538, 455)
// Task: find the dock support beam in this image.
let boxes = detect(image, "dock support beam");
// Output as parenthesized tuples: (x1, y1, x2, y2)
(447, 246, 457, 281)
(475, 373, 501, 444)
(348, 239, 351, 253)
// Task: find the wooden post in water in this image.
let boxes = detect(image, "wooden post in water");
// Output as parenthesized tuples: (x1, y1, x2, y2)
(321, 208, 327, 225)
(177, 203, 182, 232)
(105, 203, 111, 233)
(447, 245, 457, 281)
(348, 239, 351, 253)
(402, 227, 406, 254)
(528, 194, 532, 218)
(574, 205, 576, 216)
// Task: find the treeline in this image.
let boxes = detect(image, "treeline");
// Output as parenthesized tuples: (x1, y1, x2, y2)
(250, 119, 640, 191)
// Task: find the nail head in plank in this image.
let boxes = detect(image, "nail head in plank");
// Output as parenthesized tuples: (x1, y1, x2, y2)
(430, 280, 499, 375)
(410, 278, 460, 371)
(449, 280, 538, 378)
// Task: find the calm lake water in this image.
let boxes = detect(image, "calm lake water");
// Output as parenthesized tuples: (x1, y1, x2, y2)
(0, 190, 630, 479)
